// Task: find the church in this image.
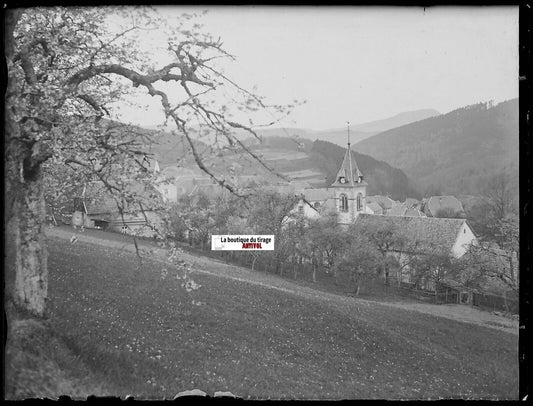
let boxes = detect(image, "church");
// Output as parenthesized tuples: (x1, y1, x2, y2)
(294, 136, 369, 225)
(294, 133, 477, 253)
(292, 135, 479, 293)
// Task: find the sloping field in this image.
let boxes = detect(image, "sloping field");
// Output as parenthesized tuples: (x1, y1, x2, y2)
(7, 231, 519, 400)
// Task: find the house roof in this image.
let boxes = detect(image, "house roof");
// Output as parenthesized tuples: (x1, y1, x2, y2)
(189, 183, 228, 199)
(366, 201, 383, 214)
(366, 195, 396, 210)
(386, 204, 408, 216)
(353, 213, 470, 254)
(77, 180, 164, 217)
(425, 195, 465, 217)
(331, 147, 367, 187)
(84, 196, 118, 217)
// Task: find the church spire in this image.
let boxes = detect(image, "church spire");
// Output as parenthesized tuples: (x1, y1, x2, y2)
(331, 122, 365, 187)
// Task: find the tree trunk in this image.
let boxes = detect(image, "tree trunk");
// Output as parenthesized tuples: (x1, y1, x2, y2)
(5, 58, 49, 318)
(251, 255, 257, 272)
(10, 164, 49, 317)
(312, 261, 317, 283)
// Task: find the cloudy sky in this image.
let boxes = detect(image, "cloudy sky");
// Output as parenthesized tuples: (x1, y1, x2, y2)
(120, 6, 519, 131)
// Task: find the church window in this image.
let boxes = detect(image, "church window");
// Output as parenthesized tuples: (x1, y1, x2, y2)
(340, 194, 348, 212)
(298, 205, 304, 214)
(357, 193, 363, 211)
(314, 202, 321, 209)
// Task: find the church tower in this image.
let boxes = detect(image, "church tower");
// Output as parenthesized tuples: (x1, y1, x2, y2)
(331, 123, 367, 225)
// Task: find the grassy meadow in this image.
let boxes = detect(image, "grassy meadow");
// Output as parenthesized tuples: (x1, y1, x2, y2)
(5, 236, 518, 400)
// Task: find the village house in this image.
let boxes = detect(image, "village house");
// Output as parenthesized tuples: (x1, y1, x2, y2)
(290, 197, 321, 220)
(365, 201, 384, 215)
(352, 213, 478, 291)
(365, 195, 396, 214)
(72, 187, 164, 237)
(71, 157, 166, 236)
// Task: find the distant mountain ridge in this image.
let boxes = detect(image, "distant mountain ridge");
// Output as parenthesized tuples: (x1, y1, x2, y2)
(353, 99, 518, 197)
(328, 108, 441, 134)
(205, 108, 441, 148)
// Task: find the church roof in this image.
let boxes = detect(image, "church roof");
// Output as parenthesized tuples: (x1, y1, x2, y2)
(331, 146, 367, 187)
(353, 213, 471, 254)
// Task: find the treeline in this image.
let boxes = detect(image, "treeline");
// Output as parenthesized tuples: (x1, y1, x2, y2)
(310, 140, 421, 201)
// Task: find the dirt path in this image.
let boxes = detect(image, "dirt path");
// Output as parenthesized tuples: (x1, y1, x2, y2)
(45, 225, 519, 335)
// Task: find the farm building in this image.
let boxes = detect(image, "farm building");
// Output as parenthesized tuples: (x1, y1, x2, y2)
(71, 181, 165, 237)
(352, 213, 478, 291)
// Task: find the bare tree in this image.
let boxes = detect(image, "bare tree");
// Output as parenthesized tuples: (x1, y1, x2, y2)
(334, 238, 381, 296)
(483, 171, 517, 221)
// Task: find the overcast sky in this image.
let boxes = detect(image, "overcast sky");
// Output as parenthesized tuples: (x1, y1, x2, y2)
(119, 6, 518, 131)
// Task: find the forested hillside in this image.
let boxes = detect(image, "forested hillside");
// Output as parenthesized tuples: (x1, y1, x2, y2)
(311, 140, 421, 201)
(354, 99, 518, 197)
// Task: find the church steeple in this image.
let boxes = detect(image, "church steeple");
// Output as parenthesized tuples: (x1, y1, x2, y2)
(331, 122, 366, 187)
(331, 122, 368, 225)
